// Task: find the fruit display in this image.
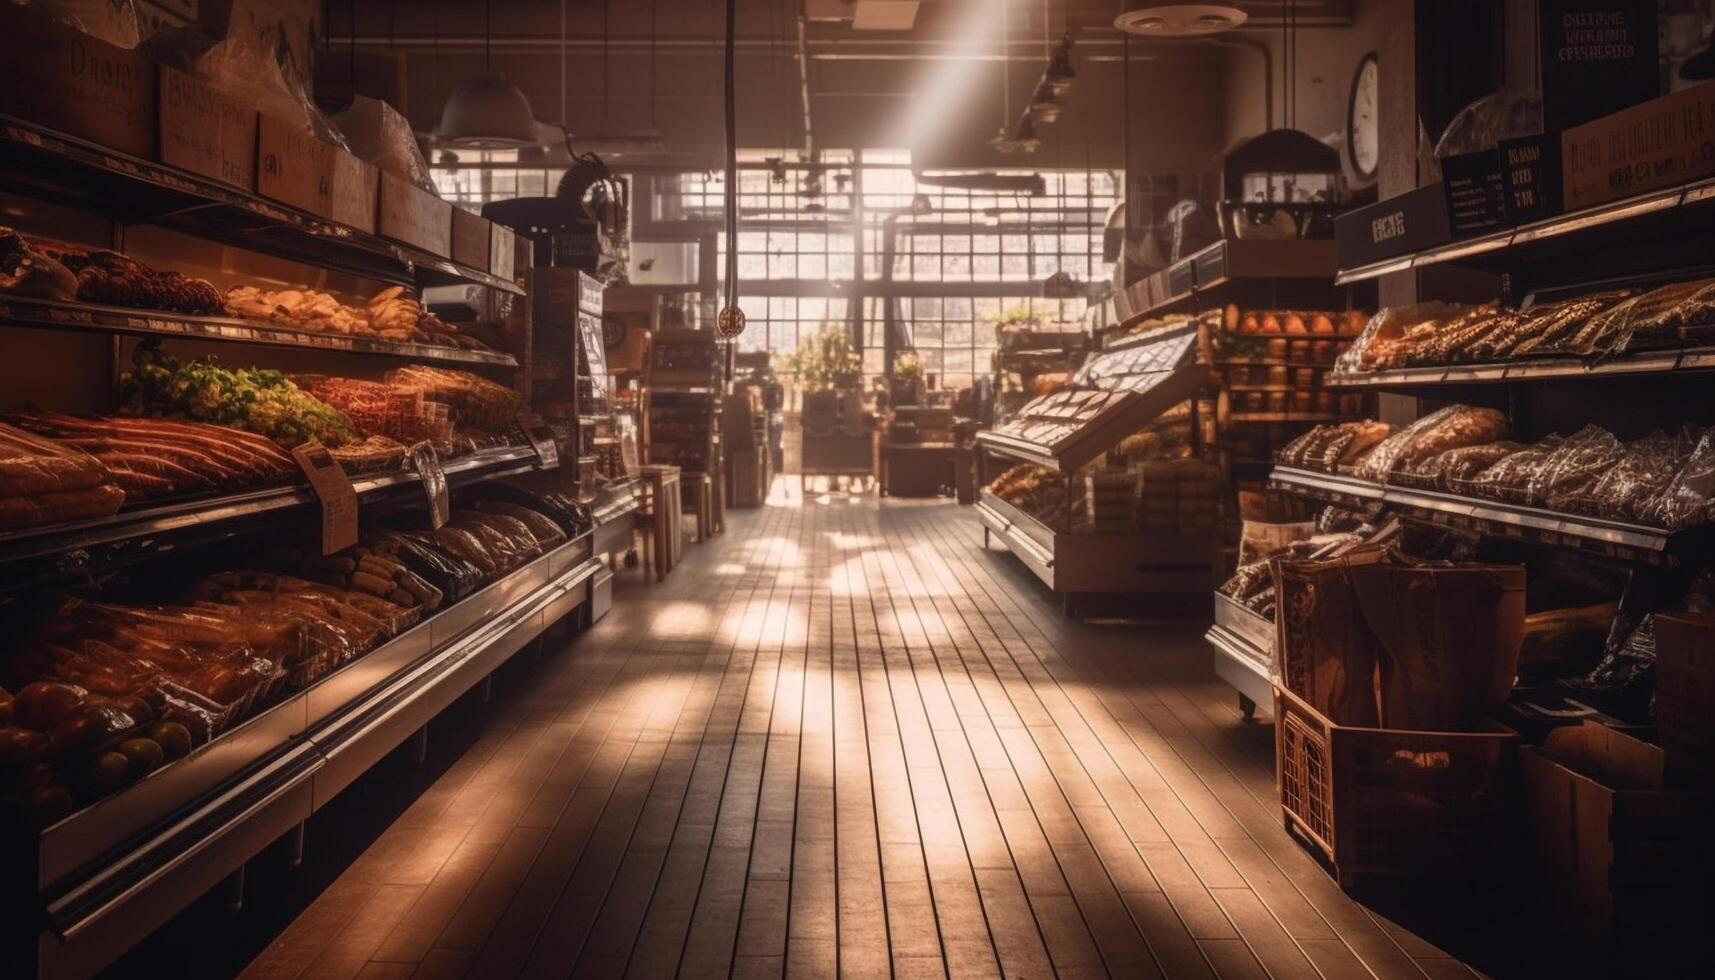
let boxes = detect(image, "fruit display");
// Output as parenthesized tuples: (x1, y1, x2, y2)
(121, 340, 358, 448)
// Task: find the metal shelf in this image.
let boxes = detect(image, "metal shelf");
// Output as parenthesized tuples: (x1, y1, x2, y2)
(31, 539, 601, 980)
(1327, 347, 1706, 389)
(0, 445, 544, 587)
(1207, 594, 1275, 716)
(0, 116, 522, 296)
(0, 297, 517, 367)
(1228, 412, 1349, 423)
(1267, 465, 1682, 564)
(1105, 239, 1343, 329)
(1334, 175, 1715, 286)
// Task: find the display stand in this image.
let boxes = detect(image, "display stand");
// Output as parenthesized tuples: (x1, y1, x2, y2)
(974, 323, 1223, 617)
(0, 109, 599, 976)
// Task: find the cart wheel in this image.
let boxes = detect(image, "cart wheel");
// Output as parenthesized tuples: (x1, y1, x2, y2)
(1239, 694, 1257, 721)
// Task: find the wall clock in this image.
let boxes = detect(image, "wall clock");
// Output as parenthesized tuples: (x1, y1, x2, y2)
(1347, 52, 1380, 181)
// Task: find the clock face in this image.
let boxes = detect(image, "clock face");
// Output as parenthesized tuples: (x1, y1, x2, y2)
(1348, 54, 1380, 179)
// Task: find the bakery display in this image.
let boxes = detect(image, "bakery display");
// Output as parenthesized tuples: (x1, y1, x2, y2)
(33, 242, 224, 315)
(1278, 410, 1715, 531)
(1337, 277, 1715, 375)
(7, 412, 298, 502)
(0, 488, 576, 823)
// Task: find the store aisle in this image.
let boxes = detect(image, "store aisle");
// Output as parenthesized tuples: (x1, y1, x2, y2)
(237, 488, 1486, 980)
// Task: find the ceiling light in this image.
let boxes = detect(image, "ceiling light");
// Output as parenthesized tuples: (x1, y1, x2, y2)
(1114, 4, 1247, 37)
(435, 0, 539, 149)
(1044, 36, 1076, 96)
(436, 75, 540, 148)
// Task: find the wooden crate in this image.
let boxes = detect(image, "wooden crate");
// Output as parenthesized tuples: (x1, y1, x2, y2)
(728, 449, 766, 508)
(1274, 684, 1518, 888)
(1520, 722, 1712, 959)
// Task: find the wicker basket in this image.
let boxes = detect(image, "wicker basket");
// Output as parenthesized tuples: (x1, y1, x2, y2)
(1274, 684, 1519, 888)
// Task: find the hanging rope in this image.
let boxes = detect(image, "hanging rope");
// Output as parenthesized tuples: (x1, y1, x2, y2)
(717, 0, 746, 360)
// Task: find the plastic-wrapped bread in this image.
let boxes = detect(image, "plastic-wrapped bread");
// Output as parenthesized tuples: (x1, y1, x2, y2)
(1356, 406, 1509, 483)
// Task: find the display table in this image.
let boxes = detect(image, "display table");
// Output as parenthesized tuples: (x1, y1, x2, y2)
(638, 464, 683, 581)
(880, 443, 968, 497)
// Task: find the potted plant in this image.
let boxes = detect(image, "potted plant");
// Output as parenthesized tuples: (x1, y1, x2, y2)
(891, 349, 923, 405)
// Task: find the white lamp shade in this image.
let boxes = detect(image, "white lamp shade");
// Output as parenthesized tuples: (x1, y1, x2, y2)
(436, 75, 540, 148)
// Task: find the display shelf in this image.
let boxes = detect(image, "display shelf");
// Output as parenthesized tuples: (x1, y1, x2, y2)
(1206, 593, 1275, 719)
(1267, 465, 1685, 564)
(977, 489, 1222, 602)
(976, 324, 1207, 472)
(26, 536, 602, 980)
(1327, 348, 1705, 389)
(1106, 239, 1341, 328)
(0, 445, 543, 588)
(0, 116, 522, 296)
(1333, 174, 1715, 286)
(1228, 412, 1348, 423)
(0, 297, 518, 368)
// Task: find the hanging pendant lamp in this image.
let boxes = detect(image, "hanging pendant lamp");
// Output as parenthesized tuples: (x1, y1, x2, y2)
(436, 0, 540, 148)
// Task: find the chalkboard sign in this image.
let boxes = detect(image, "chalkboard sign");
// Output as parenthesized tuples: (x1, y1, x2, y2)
(1539, 0, 1659, 134)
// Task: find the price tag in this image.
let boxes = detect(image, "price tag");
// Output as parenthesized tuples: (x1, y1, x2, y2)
(409, 441, 451, 529)
(294, 442, 358, 555)
(518, 414, 560, 469)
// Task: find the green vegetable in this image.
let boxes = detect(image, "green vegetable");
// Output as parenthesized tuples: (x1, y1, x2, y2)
(121, 340, 356, 447)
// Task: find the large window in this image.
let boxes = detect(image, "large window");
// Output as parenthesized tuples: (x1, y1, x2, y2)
(436, 149, 1120, 391)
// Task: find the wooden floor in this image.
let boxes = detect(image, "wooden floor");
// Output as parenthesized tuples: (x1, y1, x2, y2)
(235, 485, 1501, 980)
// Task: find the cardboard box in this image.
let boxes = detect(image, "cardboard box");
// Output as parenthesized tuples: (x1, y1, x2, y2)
(0, 4, 155, 159)
(451, 207, 491, 271)
(257, 113, 334, 217)
(379, 171, 452, 257)
(157, 66, 256, 189)
(1653, 612, 1715, 791)
(1562, 80, 1715, 209)
(328, 148, 378, 233)
(490, 224, 520, 279)
(1520, 722, 1711, 956)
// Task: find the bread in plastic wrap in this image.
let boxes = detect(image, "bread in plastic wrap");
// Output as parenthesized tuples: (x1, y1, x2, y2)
(1434, 90, 1543, 157)
(1579, 429, 1695, 523)
(1642, 428, 1715, 531)
(1356, 405, 1508, 483)
(1462, 434, 1564, 505)
(1413, 441, 1523, 491)
(334, 96, 440, 196)
(1528, 425, 1627, 511)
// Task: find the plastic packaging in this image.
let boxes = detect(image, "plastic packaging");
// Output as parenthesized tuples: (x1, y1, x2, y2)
(1576, 429, 1693, 523)
(22, 0, 141, 47)
(1460, 434, 1564, 505)
(1642, 428, 1715, 530)
(1408, 441, 1522, 491)
(1434, 90, 1542, 158)
(1529, 425, 1627, 512)
(334, 96, 440, 196)
(1356, 405, 1508, 483)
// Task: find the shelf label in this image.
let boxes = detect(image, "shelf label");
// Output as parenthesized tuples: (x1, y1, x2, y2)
(294, 442, 358, 555)
(519, 414, 560, 470)
(409, 441, 451, 529)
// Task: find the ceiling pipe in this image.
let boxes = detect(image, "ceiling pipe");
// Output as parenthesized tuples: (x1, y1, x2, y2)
(797, 14, 815, 161)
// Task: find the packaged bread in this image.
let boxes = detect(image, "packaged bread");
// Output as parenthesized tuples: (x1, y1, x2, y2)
(1357, 405, 1508, 483)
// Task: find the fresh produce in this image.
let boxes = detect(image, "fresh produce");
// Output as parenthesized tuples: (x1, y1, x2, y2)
(121, 340, 357, 448)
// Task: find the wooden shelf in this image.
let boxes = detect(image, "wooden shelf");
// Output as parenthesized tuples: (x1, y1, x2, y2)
(0, 116, 522, 296)
(1267, 465, 1689, 564)
(0, 297, 517, 367)
(1334, 175, 1715, 286)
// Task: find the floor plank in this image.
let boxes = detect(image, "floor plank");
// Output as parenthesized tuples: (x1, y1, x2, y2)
(236, 484, 1516, 980)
